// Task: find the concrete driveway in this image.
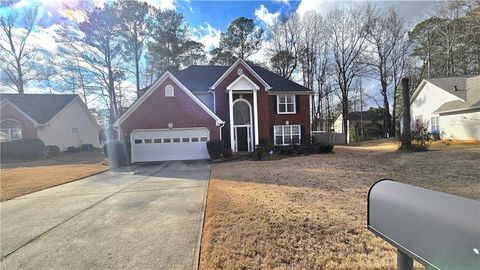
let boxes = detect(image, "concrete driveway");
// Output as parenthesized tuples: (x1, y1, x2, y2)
(0, 160, 210, 270)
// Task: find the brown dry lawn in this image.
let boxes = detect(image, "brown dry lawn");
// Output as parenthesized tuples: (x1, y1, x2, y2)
(1, 151, 109, 201)
(200, 140, 480, 269)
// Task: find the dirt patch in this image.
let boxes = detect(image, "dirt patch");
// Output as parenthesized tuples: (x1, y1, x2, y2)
(1, 151, 109, 201)
(200, 141, 479, 269)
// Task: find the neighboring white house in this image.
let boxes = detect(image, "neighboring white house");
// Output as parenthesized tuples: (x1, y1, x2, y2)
(0, 94, 100, 150)
(400, 75, 480, 141)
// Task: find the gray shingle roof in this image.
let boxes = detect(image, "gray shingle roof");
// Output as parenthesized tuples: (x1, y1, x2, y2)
(425, 76, 471, 100)
(433, 76, 480, 113)
(0, 94, 77, 124)
(172, 65, 312, 92)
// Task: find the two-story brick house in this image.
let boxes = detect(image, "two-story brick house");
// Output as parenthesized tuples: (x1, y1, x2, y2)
(114, 59, 312, 162)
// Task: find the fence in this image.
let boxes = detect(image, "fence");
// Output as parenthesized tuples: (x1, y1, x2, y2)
(312, 131, 347, 145)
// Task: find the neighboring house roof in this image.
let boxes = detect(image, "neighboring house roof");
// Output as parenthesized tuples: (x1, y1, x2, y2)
(424, 76, 471, 100)
(434, 76, 480, 113)
(0, 94, 77, 124)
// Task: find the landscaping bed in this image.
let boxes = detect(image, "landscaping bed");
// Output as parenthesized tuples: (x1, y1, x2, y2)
(200, 140, 480, 269)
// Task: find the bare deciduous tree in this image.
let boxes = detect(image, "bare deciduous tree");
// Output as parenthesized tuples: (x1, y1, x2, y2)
(0, 5, 40, 93)
(326, 5, 369, 142)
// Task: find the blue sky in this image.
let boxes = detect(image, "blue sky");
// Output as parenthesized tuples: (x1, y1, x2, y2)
(2, 0, 437, 106)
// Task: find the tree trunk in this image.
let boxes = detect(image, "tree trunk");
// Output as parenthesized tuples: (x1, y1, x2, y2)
(342, 92, 348, 144)
(16, 59, 24, 94)
(400, 78, 412, 150)
(381, 80, 391, 138)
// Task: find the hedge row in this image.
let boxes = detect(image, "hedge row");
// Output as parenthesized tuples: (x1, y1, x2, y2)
(1, 139, 97, 161)
(255, 142, 334, 160)
(1, 139, 45, 160)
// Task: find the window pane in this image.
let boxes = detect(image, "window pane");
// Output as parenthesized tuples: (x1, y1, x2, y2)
(173, 138, 180, 143)
(286, 104, 294, 112)
(292, 126, 299, 135)
(292, 135, 300, 144)
(275, 126, 283, 135)
(279, 104, 286, 113)
(233, 101, 250, 125)
(284, 135, 292, 144)
(284, 126, 291, 135)
(134, 139, 142, 144)
(154, 139, 162, 143)
(286, 95, 293, 103)
(182, 138, 189, 142)
(278, 95, 286, 103)
(275, 136, 283, 145)
(164, 138, 171, 143)
(192, 137, 199, 142)
(145, 139, 152, 143)
(200, 137, 208, 142)
(1, 120, 20, 129)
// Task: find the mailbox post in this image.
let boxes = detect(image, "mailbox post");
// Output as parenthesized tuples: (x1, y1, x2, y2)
(368, 179, 480, 270)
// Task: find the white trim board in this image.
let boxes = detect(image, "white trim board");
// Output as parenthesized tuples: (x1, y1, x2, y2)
(114, 71, 224, 127)
(210, 59, 271, 91)
(226, 74, 260, 91)
(0, 99, 40, 126)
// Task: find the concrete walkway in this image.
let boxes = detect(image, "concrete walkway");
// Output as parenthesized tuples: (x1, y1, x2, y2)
(1, 160, 210, 270)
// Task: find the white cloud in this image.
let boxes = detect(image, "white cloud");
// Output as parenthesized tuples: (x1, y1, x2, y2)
(273, 0, 290, 4)
(296, 0, 326, 15)
(254, 4, 280, 27)
(155, 0, 176, 10)
(190, 23, 221, 51)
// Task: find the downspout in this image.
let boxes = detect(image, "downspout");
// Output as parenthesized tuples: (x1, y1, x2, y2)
(218, 122, 225, 140)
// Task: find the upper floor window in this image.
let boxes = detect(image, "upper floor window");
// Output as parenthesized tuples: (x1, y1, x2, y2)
(277, 95, 296, 114)
(165, 84, 174, 97)
(0, 119, 22, 142)
(72, 127, 79, 134)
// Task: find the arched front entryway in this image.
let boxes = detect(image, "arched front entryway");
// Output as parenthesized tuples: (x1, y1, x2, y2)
(232, 99, 253, 152)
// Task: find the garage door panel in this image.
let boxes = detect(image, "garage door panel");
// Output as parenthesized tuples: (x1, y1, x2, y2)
(131, 128, 210, 162)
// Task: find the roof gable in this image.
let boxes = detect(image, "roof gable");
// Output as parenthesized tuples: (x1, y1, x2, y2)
(114, 71, 224, 127)
(227, 74, 260, 91)
(0, 94, 77, 124)
(210, 59, 271, 90)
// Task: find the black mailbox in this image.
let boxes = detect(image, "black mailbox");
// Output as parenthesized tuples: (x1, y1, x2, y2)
(368, 179, 480, 269)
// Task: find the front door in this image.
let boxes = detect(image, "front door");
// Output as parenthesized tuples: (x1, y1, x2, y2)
(236, 127, 249, 152)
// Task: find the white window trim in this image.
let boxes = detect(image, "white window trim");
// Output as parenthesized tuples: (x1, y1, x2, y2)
(0, 119, 22, 142)
(274, 125, 301, 145)
(165, 84, 174, 97)
(276, 94, 296, 114)
(431, 116, 439, 132)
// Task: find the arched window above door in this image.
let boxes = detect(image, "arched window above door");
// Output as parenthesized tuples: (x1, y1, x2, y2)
(233, 100, 251, 125)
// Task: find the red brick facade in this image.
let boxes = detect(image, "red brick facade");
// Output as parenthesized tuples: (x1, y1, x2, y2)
(213, 62, 311, 145)
(0, 102, 37, 138)
(119, 63, 311, 149)
(119, 77, 220, 141)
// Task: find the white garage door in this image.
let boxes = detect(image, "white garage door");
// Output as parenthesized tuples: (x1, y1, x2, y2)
(131, 128, 210, 162)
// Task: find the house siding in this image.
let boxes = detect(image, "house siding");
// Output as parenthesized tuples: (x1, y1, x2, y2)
(37, 98, 100, 150)
(439, 109, 480, 140)
(0, 102, 37, 139)
(119, 77, 220, 141)
(409, 82, 463, 131)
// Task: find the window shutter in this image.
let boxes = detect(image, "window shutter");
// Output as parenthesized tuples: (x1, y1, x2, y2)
(273, 95, 277, 114)
(301, 125, 305, 145)
(295, 95, 300, 113)
(270, 126, 274, 145)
